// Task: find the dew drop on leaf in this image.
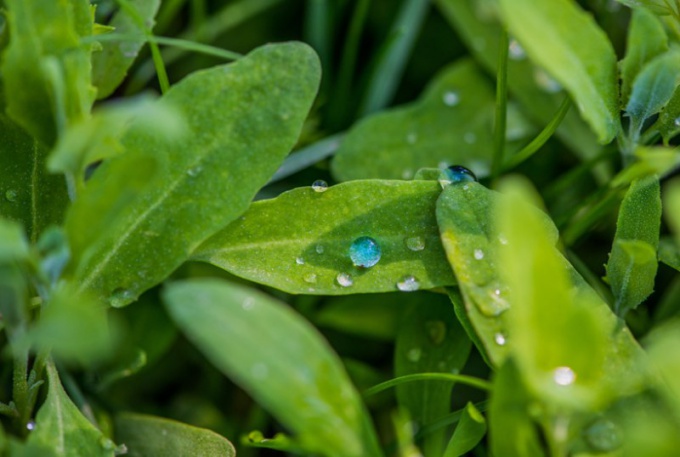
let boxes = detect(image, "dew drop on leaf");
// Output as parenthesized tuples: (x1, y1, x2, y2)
(553, 366, 576, 386)
(336, 272, 353, 287)
(397, 275, 420, 292)
(303, 273, 317, 284)
(187, 165, 202, 177)
(674, 117, 680, 128)
(584, 419, 622, 452)
(405, 236, 425, 251)
(474, 249, 485, 260)
(494, 332, 507, 346)
(425, 320, 447, 345)
(438, 165, 477, 188)
(26, 421, 35, 431)
(349, 236, 381, 268)
(311, 180, 328, 192)
(315, 244, 324, 254)
(406, 348, 422, 362)
(5, 189, 17, 202)
(442, 90, 460, 106)
(109, 288, 134, 307)
(406, 132, 418, 144)
(508, 39, 527, 60)
(295, 257, 305, 265)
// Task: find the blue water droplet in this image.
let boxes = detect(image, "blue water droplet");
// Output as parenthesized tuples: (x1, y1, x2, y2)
(349, 236, 381, 268)
(312, 180, 328, 192)
(439, 165, 477, 188)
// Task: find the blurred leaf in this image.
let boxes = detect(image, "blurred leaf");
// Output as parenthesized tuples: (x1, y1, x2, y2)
(92, 0, 162, 99)
(611, 146, 680, 187)
(626, 51, 680, 138)
(498, 0, 619, 144)
(443, 402, 486, 457)
(394, 294, 471, 457)
(0, 218, 29, 263)
(64, 42, 321, 306)
(193, 180, 455, 295)
(606, 176, 661, 316)
(615, 0, 675, 15)
(659, 237, 680, 272)
(646, 320, 680, 415)
(620, 7, 668, 107)
(15, 361, 114, 457)
(489, 359, 546, 457)
(2, 0, 95, 146)
(332, 60, 531, 181)
(435, 0, 602, 165)
(163, 278, 383, 457)
(114, 413, 235, 457)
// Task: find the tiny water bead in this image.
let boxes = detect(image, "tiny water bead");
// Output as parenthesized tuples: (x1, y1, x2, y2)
(295, 257, 305, 265)
(438, 165, 477, 188)
(674, 116, 680, 128)
(584, 419, 622, 452)
(336, 272, 353, 287)
(187, 165, 202, 177)
(303, 273, 317, 284)
(442, 90, 460, 107)
(5, 189, 17, 202)
(349, 236, 381, 268)
(311, 180, 328, 192)
(315, 244, 324, 254)
(26, 421, 36, 431)
(109, 288, 134, 307)
(425, 320, 447, 345)
(494, 332, 507, 346)
(553, 366, 576, 386)
(406, 348, 422, 362)
(405, 236, 425, 251)
(473, 249, 485, 260)
(508, 39, 527, 60)
(397, 275, 420, 292)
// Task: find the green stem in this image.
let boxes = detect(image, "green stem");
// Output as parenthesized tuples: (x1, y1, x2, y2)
(13, 344, 30, 434)
(491, 30, 509, 185)
(364, 373, 492, 397)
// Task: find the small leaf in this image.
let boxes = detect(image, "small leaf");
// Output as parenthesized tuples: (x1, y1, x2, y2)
(193, 180, 455, 295)
(65, 42, 321, 306)
(620, 7, 668, 107)
(92, 0, 162, 99)
(610, 145, 680, 187)
(394, 295, 471, 457)
(16, 361, 114, 457)
(659, 237, 680, 272)
(114, 413, 235, 457)
(606, 176, 661, 316)
(498, 0, 620, 143)
(443, 402, 487, 457)
(0, 218, 30, 263)
(163, 278, 383, 457)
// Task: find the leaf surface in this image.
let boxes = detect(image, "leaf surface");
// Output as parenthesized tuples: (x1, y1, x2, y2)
(64, 42, 320, 306)
(163, 278, 382, 457)
(659, 237, 680, 272)
(443, 402, 486, 457)
(193, 180, 455, 295)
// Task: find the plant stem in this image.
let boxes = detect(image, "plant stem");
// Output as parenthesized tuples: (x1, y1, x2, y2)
(491, 30, 509, 186)
(364, 373, 492, 397)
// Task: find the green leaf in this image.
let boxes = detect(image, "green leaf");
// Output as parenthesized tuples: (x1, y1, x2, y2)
(64, 42, 321, 306)
(665, 179, 680, 244)
(193, 180, 455, 295)
(610, 146, 680, 187)
(332, 60, 531, 181)
(2, 0, 95, 146)
(620, 7, 668, 107)
(654, 86, 680, 143)
(443, 402, 487, 457)
(646, 320, 680, 415)
(0, 218, 29, 263)
(498, 0, 619, 144)
(394, 294, 471, 457)
(92, 0, 162, 99)
(626, 51, 680, 137)
(163, 278, 382, 457)
(659, 237, 680, 272)
(16, 361, 114, 457)
(615, 0, 675, 15)
(606, 176, 661, 316)
(114, 413, 235, 456)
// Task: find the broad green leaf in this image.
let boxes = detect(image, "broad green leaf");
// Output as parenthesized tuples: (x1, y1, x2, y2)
(443, 402, 486, 457)
(435, 0, 603, 165)
(498, 0, 620, 144)
(659, 237, 680, 272)
(489, 359, 546, 457)
(606, 176, 661, 316)
(65, 42, 321, 306)
(163, 279, 382, 457)
(626, 51, 680, 137)
(193, 180, 455, 295)
(114, 413, 235, 457)
(0, 115, 68, 243)
(620, 7, 668, 107)
(332, 60, 531, 181)
(394, 295, 471, 457)
(92, 0, 162, 99)
(2, 0, 95, 146)
(16, 361, 114, 457)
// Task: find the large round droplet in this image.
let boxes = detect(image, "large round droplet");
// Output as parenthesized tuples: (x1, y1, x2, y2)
(397, 275, 420, 292)
(584, 419, 622, 452)
(312, 180, 328, 192)
(349, 236, 381, 268)
(438, 165, 477, 188)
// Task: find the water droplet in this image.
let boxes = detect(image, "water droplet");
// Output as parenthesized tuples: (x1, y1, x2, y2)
(463, 132, 477, 144)
(494, 332, 507, 346)
(349, 236, 381, 268)
(584, 419, 622, 452)
(498, 233, 509, 245)
(304, 273, 317, 284)
(242, 298, 255, 310)
(316, 244, 324, 254)
(425, 320, 447, 345)
(438, 165, 477, 188)
(397, 275, 420, 292)
(442, 90, 460, 107)
(187, 165, 202, 177)
(406, 132, 418, 144)
(470, 283, 511, 317)
(405, 236, 425, 251)
(336, 272, 353, 287)
(26, 421, 35, 431)
(473, 249, 485, 260)
(99, 438, 116, 451)
(553, 366, 576, 386)
(406, 348, 422, 362)
(109, 288, 135, 307)
(312, 180, 328, 192)
(402, 169, 414, 180)
(674, 116, 680, 128)
(508, 39, 526, 60)
(296, 257, 305, 265)
(5, 189, 17, 202)
(252, 363, 269, 379)
(534, 68, 562, 93)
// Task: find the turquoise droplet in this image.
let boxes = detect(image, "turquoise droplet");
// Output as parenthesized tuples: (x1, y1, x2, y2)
(439, 165, 477, 187)
(349, 236, 381, 268)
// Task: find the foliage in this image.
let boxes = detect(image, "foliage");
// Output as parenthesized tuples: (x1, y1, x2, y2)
(0, 0, 680, 456)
